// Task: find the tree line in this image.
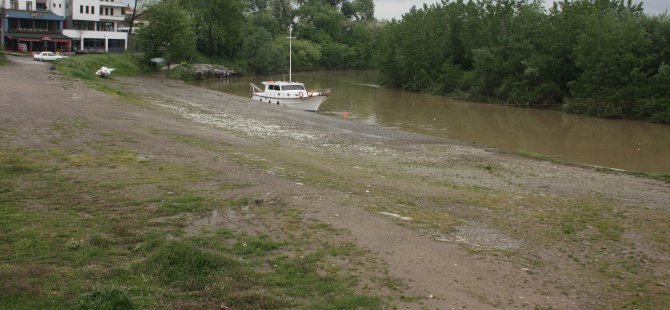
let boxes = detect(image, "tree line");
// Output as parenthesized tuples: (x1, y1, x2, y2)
(136, 0, 377, 74)
(135, 0, 670, 123)
(375, 0, 670, 123)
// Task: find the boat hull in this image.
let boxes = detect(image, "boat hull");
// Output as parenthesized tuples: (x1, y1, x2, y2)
(251, 94, 328, 112)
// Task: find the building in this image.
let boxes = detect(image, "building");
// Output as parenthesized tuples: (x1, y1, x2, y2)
(1, 0, 127, 53)
(64, 0, 127, 52)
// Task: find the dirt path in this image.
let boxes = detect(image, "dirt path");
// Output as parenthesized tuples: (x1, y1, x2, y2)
(2, 56, 669, 309)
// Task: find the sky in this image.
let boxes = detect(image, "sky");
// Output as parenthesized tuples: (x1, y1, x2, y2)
(374, 0, 670, 20)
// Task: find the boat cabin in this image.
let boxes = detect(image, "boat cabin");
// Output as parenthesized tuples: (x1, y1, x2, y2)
(263, 81, 306, 92)
(261, 81, 312, 99)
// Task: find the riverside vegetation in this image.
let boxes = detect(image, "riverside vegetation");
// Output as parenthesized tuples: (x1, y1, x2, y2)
(131, 0, 670, 124)
(375, 0, 670, 123)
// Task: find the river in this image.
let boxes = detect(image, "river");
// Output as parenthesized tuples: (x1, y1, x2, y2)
(190, 70, 670, 174)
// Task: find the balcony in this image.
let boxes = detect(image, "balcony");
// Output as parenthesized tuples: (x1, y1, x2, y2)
(99, 15, 125, 22)
(99, 0, 127, 8)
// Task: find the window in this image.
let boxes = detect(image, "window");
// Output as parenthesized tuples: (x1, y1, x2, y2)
(80, 5, 83, 13)
(53, 3, 56, 7)
(110, 8, 114, 15)
(91, 6, 94, 14)
(86, 6, 89, 14)
(108, 39, 125, 51)
(105, 8, 109, 15)
(37, 2, 47, 10)
(59, 4, 61, 8)
(281, 85, 306, 91)
(97, 22, 114, 31)
(84, 38, 105, 49)
(26, 1, 32, 10)
(72, 20, 95, 30)
(10, 0, 18, 9)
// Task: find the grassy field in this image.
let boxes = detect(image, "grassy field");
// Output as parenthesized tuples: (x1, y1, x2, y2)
(0, 114, 397, 308)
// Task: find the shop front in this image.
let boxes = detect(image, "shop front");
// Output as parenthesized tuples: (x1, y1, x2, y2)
(2, 10, 70, 53)
(4, 33, 71, 53)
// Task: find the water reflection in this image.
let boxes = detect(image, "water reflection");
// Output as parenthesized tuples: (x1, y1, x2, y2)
(190, 71, 670, 174)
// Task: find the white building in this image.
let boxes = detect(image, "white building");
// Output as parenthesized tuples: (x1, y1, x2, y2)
(64, 0, 127, 52)
(1, 0, 127, 52)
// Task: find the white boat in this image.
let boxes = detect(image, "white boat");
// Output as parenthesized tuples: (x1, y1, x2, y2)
(249, 26, 331, 112)
(250, 81, 331, 112)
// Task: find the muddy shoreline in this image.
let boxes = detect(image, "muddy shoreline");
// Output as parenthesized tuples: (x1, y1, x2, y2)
(3, 56, 670, 308)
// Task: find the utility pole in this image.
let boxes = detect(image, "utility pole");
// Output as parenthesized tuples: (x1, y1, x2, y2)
(1, 4, 5, 51)
(127, 0, 141, 51)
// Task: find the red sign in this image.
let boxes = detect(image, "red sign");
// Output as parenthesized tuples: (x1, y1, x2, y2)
(42, 36, 52, 41)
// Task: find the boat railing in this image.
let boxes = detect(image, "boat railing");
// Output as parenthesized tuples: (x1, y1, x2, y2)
(249, 83, 263, 93)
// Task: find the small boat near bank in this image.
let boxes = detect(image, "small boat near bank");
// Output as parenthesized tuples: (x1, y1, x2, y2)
(249, 26, 331, 112)
(249, 81, 330, 112)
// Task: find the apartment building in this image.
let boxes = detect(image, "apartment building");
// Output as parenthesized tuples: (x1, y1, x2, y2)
(64, 0, 127, 52)
(1, 0, 127, 52)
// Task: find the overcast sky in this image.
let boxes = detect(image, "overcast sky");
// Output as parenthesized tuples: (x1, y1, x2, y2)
(374, 0, 670, 20)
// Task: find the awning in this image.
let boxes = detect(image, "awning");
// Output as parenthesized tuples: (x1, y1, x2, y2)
(5, 32, 72, 43)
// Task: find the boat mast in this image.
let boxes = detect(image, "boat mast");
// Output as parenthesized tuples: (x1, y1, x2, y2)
(287, 25, 296, 82)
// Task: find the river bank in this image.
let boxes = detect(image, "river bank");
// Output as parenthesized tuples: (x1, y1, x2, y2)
(194, 71, 670, 175)
(2, 55, 670, 308)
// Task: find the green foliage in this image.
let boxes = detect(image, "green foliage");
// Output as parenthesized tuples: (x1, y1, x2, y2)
(239, 26, 286, 74)
(180, 0, 245, 58)
(136, 0, 196, 62)
(159, 0, 379, 73)
(375, 0, 670, 122)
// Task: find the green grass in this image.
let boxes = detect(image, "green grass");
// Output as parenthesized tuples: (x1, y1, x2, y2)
(627, 171, 670, 184)
(516, 149, 553, 161)
(55, 53, 143, 80)
(54, 54, 145, 105)
(0, 50, 8, 65)
(0, 118, 391, 308)
(158, 194, 211, 215)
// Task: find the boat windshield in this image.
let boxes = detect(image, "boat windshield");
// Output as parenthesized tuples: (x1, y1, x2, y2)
(281, 85, 306, 91)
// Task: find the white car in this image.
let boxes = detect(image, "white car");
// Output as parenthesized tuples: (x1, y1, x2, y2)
(33, 52, 66, 61)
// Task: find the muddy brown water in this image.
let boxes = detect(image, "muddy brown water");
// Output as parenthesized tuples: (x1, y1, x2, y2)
(190, 70, 670, 174)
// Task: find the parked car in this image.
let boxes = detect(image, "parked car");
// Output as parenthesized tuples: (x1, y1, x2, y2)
(33, 52, 67, 61)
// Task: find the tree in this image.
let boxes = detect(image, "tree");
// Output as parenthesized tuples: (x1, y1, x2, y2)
(180, 0, 245, 58)
(239, 26, 286, 73)
(136, 0, 196, 62)
(345, 0, 374, 21)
